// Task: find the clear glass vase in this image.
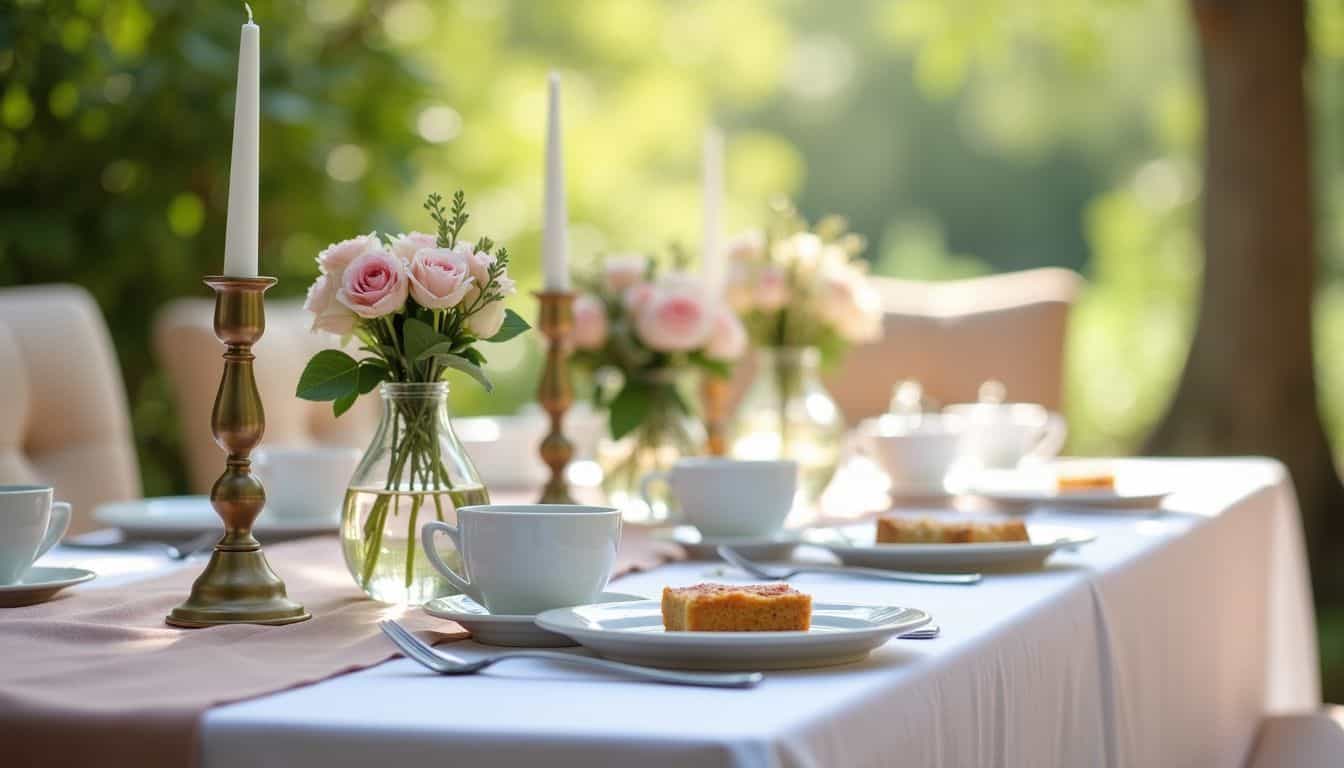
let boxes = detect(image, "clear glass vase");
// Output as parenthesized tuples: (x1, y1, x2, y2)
(597, 372, 705, 524)
(731, 346, 844, 509)
(342, 382, 489, 605)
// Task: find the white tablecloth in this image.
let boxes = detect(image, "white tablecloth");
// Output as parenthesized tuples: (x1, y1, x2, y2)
(45, 458, 1320, 767)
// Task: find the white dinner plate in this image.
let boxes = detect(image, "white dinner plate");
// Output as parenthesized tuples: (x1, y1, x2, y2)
(94, 496, 338, 540)
(0, 567, 96, 608)
(652, 526, 802, 562)
(964, 467, 1170, 509)
(803, 522, 1096, 572)
(423, 591, 646, 647)
(535, 599, 931, 670)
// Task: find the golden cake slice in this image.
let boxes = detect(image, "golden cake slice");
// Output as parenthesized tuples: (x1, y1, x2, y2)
(876, 516, 1030, 544)
(662, 583, 812, 632)
(1056, 471, 1116, 492)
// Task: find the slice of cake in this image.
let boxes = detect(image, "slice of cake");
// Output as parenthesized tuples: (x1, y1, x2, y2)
(662, 583, 812, 632)
(876, 516, 1030, 544)
(1056, 471, 1116, 492)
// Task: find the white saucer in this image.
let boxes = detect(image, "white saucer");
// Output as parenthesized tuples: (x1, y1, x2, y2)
(0, 567, 96, 608)
(94, 496, 338, 540)
(653, 526, 802, 561)
(964, 468, 1170, 509)
(423, 591, 646, 647)
(535, 599, 932, 670)
(803, 522, 1096, 572)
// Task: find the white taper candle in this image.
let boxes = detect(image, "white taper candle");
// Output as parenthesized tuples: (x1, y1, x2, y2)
(222, 3, 260, 277)
(701, 125, 725, 295)
(541, 72, 570, 292)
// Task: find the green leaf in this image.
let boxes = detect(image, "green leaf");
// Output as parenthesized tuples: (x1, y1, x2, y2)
(296, 349, 359, 402)
(459, 345, 486, 365)
(403, 317, 441, 362)
(484, 309, 531, 343)
(356, 361, 388, 395)
(433, 352, 494, 393)
(416, 340, 458, 361)
(332, 390, 358, 418)
(688, 351, 732, 379)
(608, 382, 651, 440)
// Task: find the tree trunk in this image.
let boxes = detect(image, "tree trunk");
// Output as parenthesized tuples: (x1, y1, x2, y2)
(1148, 0, 1344, 598)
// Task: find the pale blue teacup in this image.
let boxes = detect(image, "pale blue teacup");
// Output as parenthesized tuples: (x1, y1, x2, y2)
(0, 485, 71, 584)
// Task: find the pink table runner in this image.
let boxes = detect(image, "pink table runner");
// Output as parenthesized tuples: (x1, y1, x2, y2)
(0, 528, 682, 768)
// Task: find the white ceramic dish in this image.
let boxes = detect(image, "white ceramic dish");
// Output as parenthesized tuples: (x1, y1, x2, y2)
(0, 566, 95, 608)
(534, 599, 931, 670)
(965, 468, 1170, 509)
(423, 591, 645, 647)
(93, 496, 337, 540)
(653, 526, 803, 562)
(803, 522, 1096, 572)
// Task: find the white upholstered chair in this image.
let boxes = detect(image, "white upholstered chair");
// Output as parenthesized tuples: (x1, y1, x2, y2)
(154, 298, 378, 493)
(0, 285, 142, 534)
(822, 267, 1083, 423)
(1246, 707, 1344, 768)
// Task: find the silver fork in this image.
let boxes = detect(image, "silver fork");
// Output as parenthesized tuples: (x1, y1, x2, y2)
(716, 546, 982, 585)
(63, 531, 220, 560)
(378, 620, 763, 689)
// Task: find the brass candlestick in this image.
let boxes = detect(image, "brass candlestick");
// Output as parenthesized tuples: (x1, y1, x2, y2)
(701, 375, 732, 456)
(166, 276, 310, 628)
(535, 291, 576, 504)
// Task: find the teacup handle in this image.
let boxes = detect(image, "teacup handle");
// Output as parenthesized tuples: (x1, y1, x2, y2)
(35, 502, 71, 561)
(638, 471, 678, 523)
(1028, 413, 1068, 460)
(420, 521, 482, 605)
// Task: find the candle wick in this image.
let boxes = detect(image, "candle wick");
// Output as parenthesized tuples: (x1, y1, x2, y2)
(243, 2, 253, 24)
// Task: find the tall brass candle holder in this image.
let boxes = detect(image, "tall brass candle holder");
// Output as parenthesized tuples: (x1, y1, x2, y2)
(535, 291, 577, 504)
(166, 276, 310, 628)
(701, 376, 732, 456)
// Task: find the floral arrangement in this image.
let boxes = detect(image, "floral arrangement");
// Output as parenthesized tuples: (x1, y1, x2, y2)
(295, 191, 527, 600)
(297, 191, 528, 408)
(571, 253, 747, 440)
(723, 207, 882, 359)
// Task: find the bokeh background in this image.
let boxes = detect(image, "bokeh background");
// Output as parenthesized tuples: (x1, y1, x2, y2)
(4, 0, 1344, 692)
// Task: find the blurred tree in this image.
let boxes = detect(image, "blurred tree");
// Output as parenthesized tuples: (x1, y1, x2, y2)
(0, 0, 444, 494)
(1147, 0, 1344, 596)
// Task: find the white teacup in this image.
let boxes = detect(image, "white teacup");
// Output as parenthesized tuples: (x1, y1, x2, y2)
(0, 485, 71, 585)
(421, 504, 621, 615)
(639, 458, 798, 538)
(944, 402, 1067, 469)
(857, 414, 965, 492)
(254, 446, 361, 520)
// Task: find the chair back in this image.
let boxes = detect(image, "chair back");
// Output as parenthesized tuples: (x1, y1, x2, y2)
(0, 285, 141, 534)
(155, 298, 377, 493)
(822, 268, 1083, 423)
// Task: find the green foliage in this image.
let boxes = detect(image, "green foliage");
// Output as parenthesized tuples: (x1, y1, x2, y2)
(486, 309, 530, 344)
(296, 350, 361, 402)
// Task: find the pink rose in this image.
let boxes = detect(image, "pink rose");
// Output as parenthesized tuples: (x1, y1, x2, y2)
(754, 264, 790, 310)
(408, 244, 474, 309)
(704, 307, 747, 361)
(603, 253, 648, 292)
(634, 278, 713, 352)
(337, 247, 409, 318)
(725, 261, 756, 312)
(465, 273, 517, 338)
(818, 265, 883, 342)
(390, 231, 439, 263)
(623, 282, 655, 313)
(317, 232, 380, 277)
(724, 230, 765, 262)
(303, 273, 357, 336)
(465, 249, 496, 287)
(572, 294, 608, 350)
